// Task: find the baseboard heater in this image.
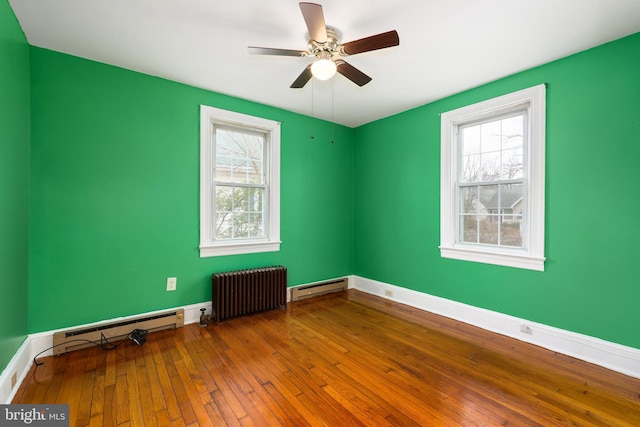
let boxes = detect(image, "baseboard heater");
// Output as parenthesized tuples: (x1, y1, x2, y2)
(51, 309, 185, 355)
(212, 266, 287, 323)
(291, 278, 348, 302)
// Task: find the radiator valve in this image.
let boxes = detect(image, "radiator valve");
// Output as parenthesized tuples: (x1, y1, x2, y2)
(199, 308, 215, 327)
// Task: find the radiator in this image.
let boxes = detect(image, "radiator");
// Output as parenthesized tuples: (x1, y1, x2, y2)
(51, 309, 184, 355)
(211, 266, 287, 323)
(291, 278, 348, 301)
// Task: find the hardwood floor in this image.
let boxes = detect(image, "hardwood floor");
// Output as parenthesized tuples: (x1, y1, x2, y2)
(13, 289, 640, 426)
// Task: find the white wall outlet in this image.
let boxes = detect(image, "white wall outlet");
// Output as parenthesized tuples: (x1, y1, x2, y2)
(166, 277, 177, 291)
(384, 289, 393, 298)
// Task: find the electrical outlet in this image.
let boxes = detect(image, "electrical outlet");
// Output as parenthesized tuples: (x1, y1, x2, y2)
(520, 325, 533, 335)
(384, 289, 393, 298)
(166, 277, 177, 291)
(10, 372, 17, 390)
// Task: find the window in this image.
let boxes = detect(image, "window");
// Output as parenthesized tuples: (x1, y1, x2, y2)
(200, 105, 280, 257)
(440, 84, 546, 271)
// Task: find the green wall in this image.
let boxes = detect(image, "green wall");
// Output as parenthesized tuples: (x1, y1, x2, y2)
(0, 0, 29, 372)
(28, 48, 354, 333)
(354, 32, 640, 349)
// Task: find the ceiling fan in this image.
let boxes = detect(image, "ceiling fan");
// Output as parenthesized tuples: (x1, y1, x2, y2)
(248, 2, 399, 88)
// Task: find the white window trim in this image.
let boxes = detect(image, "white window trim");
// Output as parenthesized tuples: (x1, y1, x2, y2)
(199, 105, 281, 257)
(440, 84, 546, 271)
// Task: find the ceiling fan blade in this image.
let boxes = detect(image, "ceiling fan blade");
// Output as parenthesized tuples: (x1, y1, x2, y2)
(290, 65, 313, 88)
(340, 30, 399, 56)
(248, 46, 308, 57)
(336, 60, 372, 87)
(299, 2, 327, 43)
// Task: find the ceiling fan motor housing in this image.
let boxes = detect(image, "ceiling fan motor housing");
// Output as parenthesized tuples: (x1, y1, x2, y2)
(308, 27, 341, 57)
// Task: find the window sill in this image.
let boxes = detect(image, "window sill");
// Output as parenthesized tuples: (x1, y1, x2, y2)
(439, 246, 545, 271)
(200, 240, 281, 258)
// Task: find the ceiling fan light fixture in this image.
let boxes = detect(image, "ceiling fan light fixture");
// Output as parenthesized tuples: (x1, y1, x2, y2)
(310, 51, 336, 80)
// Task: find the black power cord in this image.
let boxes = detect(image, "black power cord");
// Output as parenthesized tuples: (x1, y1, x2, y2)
(33, 329, 148, 367)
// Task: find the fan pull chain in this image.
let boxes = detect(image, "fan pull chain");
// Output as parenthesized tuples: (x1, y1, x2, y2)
(331, 80, 335, 143)
(310, 79, 315, 140)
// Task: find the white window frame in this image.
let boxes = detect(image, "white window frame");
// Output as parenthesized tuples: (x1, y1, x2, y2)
(440, 84, 546, 271)
(200, 105, 281, 257)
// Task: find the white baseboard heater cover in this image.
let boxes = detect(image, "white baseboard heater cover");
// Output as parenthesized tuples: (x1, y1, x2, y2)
(52, 309, 185, 355)
(291, 278, 348, 302)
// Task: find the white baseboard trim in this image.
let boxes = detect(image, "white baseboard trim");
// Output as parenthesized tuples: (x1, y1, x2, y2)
(352, 275, 640, 379)
(0, 338, 32, 405)
(1, 301, 213, 404)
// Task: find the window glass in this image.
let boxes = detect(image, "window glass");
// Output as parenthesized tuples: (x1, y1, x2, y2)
(458, 114, 525, 251)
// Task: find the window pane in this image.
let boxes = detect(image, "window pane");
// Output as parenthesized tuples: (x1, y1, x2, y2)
(215, 186, 233, 238)
(479, 216, 499, 244)
(480, 120, 502, 153)
(232, 187, 248, 212)
(462, 154, 481, 182)
(248, 213, 263, 237)
(501, 216, 522, 247)
(502, 148, 523, 179)
(248, 187, 263, 212)
(216, 185, 233, 213)
(232, 213, 250, 238)
(460, 186, 479, 214)
(216, 212, 232, 239)
(460, 214, 479, 244)
(478, 184, 499, 211)
(462, 126, 481, 155)
(458, 183, 524, 248)
(459, 114, 524, 183)
(480, 150, 501, 181)
(498, 183, 523, 247)
(502, 115, 524, 149)
(215, 128, 264, 184)
(215, 185, 265, 240)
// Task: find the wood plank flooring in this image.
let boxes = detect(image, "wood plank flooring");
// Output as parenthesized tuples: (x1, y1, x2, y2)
(13, 289, 640, 426)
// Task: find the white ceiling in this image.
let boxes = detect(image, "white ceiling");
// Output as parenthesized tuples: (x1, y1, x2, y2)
(9, 0, 640, 127)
